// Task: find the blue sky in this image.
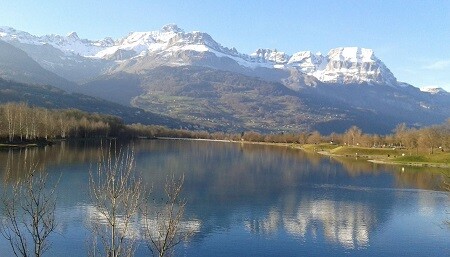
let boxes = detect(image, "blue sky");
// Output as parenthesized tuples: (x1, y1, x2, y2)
(1, 0, 450, 90)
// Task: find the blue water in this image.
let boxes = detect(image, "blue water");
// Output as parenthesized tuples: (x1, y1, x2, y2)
(0, 140, 448, 256)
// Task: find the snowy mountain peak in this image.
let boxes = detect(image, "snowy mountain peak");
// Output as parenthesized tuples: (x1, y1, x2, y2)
(316, 47, 397, 85)
(95, 24, 232, 59)
(98, 37, 115, 47)
(251, 49, 290, 64)
(288, 51, 326, 73)
(0, 27, 107, 56)
(0, 26, 36, 44)
(420, 86, 448, 95)
(168, 31, 217, 47)
(67, 31, 79, 40)
(161, 24, 184, 33)
(327, 47, 375, 63)
(0, 26, 15, 34)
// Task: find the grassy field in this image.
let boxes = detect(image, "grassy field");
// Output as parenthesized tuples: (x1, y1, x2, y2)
(329, 146, 406, 157)
(393, 152, 450, 164)
(299, 143, 340, 152)
(299, 144, 450, 167)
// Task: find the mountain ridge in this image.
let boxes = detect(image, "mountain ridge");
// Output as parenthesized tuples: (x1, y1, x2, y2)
(0, 25, 403, 88)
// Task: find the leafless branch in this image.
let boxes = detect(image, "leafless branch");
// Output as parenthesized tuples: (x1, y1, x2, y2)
(88, 144, 143, 257)
(0, 162, 58, 257)
(144, 174, 193, 257)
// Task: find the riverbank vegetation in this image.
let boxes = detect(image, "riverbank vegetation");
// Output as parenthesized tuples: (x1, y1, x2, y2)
(1, 103, 449, 166)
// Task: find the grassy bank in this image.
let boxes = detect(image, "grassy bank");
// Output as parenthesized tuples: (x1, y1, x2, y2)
(295, 143, 450, 168)
(387, 153, 450, 168)
(329, 146, 406, 158)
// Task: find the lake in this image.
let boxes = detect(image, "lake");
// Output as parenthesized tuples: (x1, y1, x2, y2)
(0, 139, 448, 256)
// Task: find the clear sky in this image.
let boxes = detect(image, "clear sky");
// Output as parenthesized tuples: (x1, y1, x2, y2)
(1, 0, 449, 90)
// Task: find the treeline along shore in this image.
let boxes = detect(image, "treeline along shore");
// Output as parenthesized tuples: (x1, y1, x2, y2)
(1, 103, 449, 163)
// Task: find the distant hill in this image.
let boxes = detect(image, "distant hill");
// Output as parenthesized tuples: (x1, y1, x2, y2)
(0, 79, 190, 129)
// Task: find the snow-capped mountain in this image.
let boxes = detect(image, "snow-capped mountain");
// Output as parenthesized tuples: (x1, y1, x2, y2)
(95, 24, 245, 60)
(314, 47, 397, 85)
(0, 25, 398, 87)
(0, 24, 449, 134)
(251, 49, 290, 64)
(0, 26, 114, 56)
(420, 86, 448, 95)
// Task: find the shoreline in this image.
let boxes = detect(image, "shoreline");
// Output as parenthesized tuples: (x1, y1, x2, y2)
(157, 138, 450, 168)
(156, 137, 292, 147)
(0, 143, 38, 149)
(270, 142, 450, 169)
(367, 159, 450, 168)
(315, 148, 450, 169)
(4, 137, 449, 169)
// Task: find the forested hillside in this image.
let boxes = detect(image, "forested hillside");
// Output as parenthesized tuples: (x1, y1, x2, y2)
(0, 78, 191, 129)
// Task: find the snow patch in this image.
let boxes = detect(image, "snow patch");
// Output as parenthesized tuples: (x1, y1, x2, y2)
(420, 86, 448, 94)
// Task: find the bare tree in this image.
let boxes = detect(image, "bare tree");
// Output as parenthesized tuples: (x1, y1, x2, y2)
(394, 123, 407, 147)
(345, 126, 362, 146)
(4, 103, 17, 142)
(306, 131, 322, 144)
(88, 145, 143, 257)
(418, 127, 440, 154)
(144, 174, 192, 257)
(0, 163, 58, 257)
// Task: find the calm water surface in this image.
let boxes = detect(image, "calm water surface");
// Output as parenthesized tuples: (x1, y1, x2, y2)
(0, 140, 448, 256)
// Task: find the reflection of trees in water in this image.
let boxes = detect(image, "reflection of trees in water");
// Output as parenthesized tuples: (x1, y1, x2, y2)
(330, 156, 446, 191)
(0, 141, 104, 182)
(1, 147, 49, 182)
(1, 140, 444, 191)
(133, 140, 337, 203)
(392, 167, 448, 191)
(127, 140, 449, 223)
(330, 156, 380, 177)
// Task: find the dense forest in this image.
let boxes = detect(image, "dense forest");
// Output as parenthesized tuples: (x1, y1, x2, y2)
(1, 102, 449, 155)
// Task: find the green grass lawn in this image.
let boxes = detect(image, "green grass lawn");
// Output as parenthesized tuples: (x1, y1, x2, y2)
(326, 146, 450, 165)
(393, 152, 450, 164)
(298, 144, 450, 166)
(300, 143, 339, 151)
(329, 146, 405, 156)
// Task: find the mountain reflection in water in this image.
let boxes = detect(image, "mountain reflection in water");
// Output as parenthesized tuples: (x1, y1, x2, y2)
(245, 197, 373, 249)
